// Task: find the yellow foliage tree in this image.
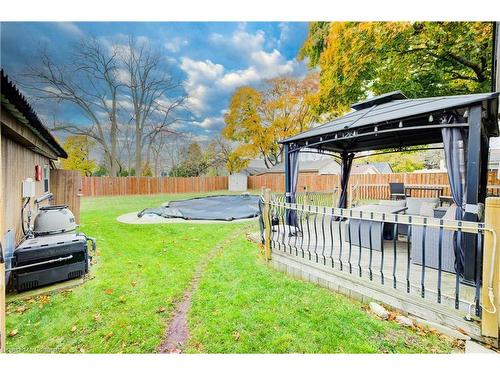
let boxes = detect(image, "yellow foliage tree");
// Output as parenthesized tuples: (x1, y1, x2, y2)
(299, 22, 493, 118)
(60, 135, 96, 176)
(222, 74, 319, 172)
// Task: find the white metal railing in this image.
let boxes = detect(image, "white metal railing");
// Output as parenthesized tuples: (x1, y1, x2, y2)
(261, 199, 497, 319)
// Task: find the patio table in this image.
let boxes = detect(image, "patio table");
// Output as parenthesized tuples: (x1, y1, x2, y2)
(348, 204, 407, 251)
(405, 185, 443, 198)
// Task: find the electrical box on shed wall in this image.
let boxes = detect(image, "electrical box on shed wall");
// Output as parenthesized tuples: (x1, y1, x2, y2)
(22, 178, 36, 198)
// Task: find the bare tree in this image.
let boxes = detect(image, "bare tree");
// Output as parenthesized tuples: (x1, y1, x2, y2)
(205, 136, 233, 175)
(21, 38, 123, 176)
(123, 37, 188, 176)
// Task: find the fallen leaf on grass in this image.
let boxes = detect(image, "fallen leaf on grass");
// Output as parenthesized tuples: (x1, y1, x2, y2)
(157, 307, 166, 313)
(39, 295, 50, 304)
(9, 329, 18, 337)
(16, 306, 27, 314)
(104, 288, 113, 295)
(93, 314, 101, 321)
(105, 332, 114, 340)
(119, 296, 126, 303)
(71, 326, 77, 332)
(131, 281, 137, 287)
(233, 331, 240, 341)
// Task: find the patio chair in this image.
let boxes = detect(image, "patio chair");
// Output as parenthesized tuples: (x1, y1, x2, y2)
(397, 197, 439, 236)
(411, 203, 484, 273)
(389, 183, 407, 200)
(411, 205, 457, 273)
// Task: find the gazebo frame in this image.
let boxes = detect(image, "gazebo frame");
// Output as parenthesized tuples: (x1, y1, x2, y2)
(280, 91, 500, 283)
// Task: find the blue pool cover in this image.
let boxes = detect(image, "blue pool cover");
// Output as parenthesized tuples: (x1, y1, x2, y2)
(138, 194, 261, 221)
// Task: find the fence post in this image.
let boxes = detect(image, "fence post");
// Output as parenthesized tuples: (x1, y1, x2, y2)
(482, 197, 500, 341)
(263, 188, 272, 261)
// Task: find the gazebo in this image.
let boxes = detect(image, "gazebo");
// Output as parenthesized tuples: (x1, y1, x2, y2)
(280, 91, 500, 283)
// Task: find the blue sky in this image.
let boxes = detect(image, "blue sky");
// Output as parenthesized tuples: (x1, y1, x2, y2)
(0, 22, 309, 142)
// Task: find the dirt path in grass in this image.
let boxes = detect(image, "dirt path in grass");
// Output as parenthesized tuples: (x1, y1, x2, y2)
(158, 226, 249, 353)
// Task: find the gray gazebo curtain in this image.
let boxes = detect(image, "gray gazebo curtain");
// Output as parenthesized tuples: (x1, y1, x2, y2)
(288, 149, 300, 203)
(441, 121, 467, 275)
(338, 153, 354, 209)
(286, 149, 300, 226)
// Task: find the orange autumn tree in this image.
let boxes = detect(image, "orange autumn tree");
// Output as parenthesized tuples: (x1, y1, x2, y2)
(222, 74, 319, 173)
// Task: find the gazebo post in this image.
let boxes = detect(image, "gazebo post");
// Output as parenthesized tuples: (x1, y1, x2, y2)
(463, 104, 486, 283)
(284, 143, 292, 225)
(284, 143, 291, 204)
(479, 132, 490, 204)
(338, 152, 354, 209)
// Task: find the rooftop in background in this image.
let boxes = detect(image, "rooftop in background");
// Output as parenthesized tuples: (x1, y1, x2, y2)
(241, 158, 392, 176)
(1, 69, 67, 159)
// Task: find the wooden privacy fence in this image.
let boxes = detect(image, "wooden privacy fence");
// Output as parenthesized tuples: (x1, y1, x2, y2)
(248, 171, 500, 200)
(81, 176, 228, 197)
(248, 172, 340, 193)
(80, 172, 500, 200)
(50, 169, 82, 224)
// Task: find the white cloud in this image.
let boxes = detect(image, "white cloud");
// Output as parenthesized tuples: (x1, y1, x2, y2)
(165, 37, 189, 53)
(180, 57, 225, 115)
(180, 57, 224, 83)
(209, 29, 265, 56)
(180, 26, 307, 129)
(193, 116, 225, 130)
(218, 67, 260, 90)
(55, 22, 84, 38)
(277, 22, 291, 48)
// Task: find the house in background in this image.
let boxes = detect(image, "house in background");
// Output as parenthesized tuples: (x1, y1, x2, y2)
(415, 147, 500, 175)
(488, 149, 500, 177)
(351, 161, 393, 175)
(241, 155, 392, 177)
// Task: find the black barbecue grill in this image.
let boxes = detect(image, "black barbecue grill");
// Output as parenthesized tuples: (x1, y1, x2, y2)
(11, 233, 94, 292)
(7, 191, 96, 292)
(13, 233, 91, 292)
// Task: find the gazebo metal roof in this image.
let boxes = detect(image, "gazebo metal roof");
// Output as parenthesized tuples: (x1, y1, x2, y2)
(281, 91, 500, 154)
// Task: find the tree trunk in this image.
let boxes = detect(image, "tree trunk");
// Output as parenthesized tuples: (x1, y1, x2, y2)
(135, 126, 142, 176)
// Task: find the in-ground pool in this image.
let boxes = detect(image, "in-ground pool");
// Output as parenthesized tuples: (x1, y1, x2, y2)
(138, 194, 261, 221)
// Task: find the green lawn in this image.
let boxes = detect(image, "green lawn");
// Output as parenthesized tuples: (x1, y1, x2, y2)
(6, 193, 455, 353)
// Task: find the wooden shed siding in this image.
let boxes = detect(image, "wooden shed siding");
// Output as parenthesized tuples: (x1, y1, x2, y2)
(1, 109, 58, 160)
(1, 135, 51, 245)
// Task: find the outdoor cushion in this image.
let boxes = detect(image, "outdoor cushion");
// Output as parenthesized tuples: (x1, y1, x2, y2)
(378, 199, 406, 207)
(406, 197, 439, 215)
(419, 202, 437, 217)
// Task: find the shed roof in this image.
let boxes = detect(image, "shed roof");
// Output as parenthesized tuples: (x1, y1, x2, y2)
(1, 69, 67, 158)
(281, 91, 500, 154)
